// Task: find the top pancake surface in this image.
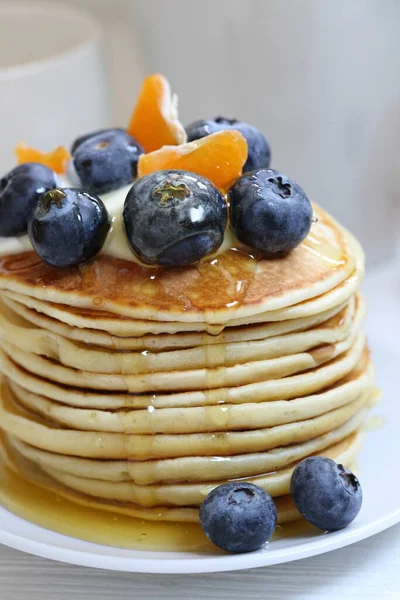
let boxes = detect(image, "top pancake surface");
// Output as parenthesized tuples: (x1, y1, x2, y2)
(0, 206, 358, 323)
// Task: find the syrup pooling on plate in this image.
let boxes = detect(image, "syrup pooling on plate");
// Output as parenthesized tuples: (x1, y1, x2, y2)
(0, 439, 213, 552)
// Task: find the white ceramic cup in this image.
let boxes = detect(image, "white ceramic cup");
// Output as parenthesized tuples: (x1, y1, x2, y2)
(0, 1, 110, 171)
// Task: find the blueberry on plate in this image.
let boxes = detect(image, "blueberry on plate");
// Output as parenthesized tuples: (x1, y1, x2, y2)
(290, 457, 363, 531)
(229, 168, 313, 256)
(199, 482, 277, 553)
(123, 170, 227, 266)
(72, 129, 144, 194)
(28, 188, 110, 267)
(70, 127, 126, 154)
(0, 163, 58, 237)
(185, 117, 271, 172)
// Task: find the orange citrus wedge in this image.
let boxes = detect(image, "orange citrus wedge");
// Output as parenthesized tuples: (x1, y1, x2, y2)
(127, 73, 187, 153)
(15, 143, 71, 174)
(137, 130, 248, 190)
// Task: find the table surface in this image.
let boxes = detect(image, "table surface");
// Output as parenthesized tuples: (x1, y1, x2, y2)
(1, 259, 399, 599)
(0, 524, 399, 600)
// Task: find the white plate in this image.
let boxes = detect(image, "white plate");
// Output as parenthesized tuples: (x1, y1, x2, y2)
(0, 266, 399, 573)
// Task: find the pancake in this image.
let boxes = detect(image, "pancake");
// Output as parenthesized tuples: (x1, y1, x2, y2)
(0, 295, 363, 376)
(0, 429, 363, 523)
(0, 333, 366, 409)
(9, 356, 374, 435)
(22, 427, 366, 507)
(0, 331, 358, 392)
(0, 207, 362, 324)
(1, 261, 361, 336)
(0, 290, 353, 350)
(0, 377, 371, 460)
(8, 389, 375, 485)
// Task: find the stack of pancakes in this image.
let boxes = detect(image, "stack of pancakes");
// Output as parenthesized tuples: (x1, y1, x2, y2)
(0, 205, 377, 524)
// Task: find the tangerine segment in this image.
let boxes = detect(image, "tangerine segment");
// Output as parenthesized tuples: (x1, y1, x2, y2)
(138, 130, 248, 190)
(15, 144, 71, 174)
(127, 74, 187, 153)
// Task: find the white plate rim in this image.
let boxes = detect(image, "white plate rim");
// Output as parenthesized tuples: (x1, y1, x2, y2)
(0, 505, 399, 573)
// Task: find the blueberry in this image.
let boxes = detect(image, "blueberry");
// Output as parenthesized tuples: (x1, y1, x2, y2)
(72, 129, 144, 194)
(229, 168, 313, 256)
(123, 170, 227, 266)
(185, 117, 271, 172)
(0, 163, 58, 237)
(28, 188, 110, 267)
(70, 127, 126, 154)
(199, 482, 277, 553)
(290, 457, 363, 531)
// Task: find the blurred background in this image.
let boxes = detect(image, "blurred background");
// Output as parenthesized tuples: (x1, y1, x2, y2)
(0, 0, 399, 264)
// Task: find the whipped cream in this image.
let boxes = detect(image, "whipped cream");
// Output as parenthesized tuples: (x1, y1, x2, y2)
(0, 180, 238, 266)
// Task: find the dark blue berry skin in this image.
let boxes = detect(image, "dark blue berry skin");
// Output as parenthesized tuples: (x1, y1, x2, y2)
(71, 127, 126, 154)
(199, 482, 277, 553)
(229, 168, 313, 256)
(72, 129, 144, 194)
(290, 457, 363, 531)
(123, 170, 227, 266)
(185, 117, 271, 173)
(0, 163, 58, 237)
(28, 188, 110, 267)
